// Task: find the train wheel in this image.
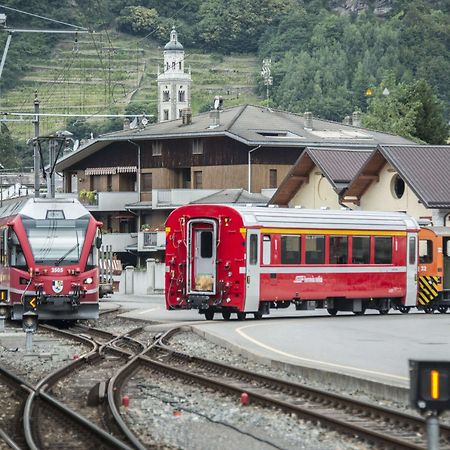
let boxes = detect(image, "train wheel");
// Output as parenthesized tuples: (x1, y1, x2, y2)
(222, 311, 231, 320)
(237, 311, 246, 321)
(398, 305, 410, 314)
(254, 311, 263, 320)
(327, 308, 338, 316)
(205, 309, 215, 320)
(379, 309, 390, 315)
(353, 308, 366, 316)
(423, 305, 435, 314)
(438, 306, 448, 314)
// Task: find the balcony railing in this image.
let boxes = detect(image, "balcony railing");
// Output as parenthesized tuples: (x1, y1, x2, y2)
(101, 232, 137, 253)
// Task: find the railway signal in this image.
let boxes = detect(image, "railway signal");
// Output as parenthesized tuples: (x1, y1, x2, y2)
(410, 360, 450, 450)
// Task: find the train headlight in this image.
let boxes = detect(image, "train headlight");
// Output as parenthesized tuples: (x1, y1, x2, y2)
(84, 277, 93, 285)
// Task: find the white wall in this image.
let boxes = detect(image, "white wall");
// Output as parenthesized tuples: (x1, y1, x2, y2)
(119, 260, 165, 295)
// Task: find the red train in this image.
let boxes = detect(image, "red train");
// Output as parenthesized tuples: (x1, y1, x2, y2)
(165, 205, 420, 320)
(0, 197, 102, 321)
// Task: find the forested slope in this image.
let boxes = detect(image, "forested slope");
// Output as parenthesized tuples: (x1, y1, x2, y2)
(0, 0, 448, 167)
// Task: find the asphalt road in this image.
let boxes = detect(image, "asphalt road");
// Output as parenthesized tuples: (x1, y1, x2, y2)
(103, 293, 450, 388)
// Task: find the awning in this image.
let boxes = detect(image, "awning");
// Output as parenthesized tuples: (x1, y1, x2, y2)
(85, 166, 137, 175)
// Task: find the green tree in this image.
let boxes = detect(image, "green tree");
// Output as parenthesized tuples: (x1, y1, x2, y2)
(117, 6, 160, 35)
(0, 124, 18, 168)
(363, 78, 448, 144)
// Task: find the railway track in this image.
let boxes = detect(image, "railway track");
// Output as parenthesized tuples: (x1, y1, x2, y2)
(117, 327, 448, 450)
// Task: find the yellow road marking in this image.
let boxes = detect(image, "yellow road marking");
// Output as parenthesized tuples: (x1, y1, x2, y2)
(236, 323, 408, 382)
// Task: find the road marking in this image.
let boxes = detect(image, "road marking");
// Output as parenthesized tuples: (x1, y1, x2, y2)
(236, 323, 408, 382)
(136, 306, 161, 315)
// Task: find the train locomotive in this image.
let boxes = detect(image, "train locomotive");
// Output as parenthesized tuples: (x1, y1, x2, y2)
(0, 197, 102, 321)
(165, 204, 420, 320)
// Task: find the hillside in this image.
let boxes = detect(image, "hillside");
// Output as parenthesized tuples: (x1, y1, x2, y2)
(0, 30, 261, 140)
(0, 0, 448, 152)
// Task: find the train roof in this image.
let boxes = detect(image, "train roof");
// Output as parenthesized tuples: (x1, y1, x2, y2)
(178, 205, 419, 231)
(0, 197, 91, 220)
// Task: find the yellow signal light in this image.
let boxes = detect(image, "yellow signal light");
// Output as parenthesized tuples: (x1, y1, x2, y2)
(431, 370, 440, 400)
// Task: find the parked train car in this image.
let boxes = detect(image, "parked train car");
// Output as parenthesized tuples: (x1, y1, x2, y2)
(165, 205, 419, 320)
(417, 226, 450, 313)
(0, 197, 102, 321)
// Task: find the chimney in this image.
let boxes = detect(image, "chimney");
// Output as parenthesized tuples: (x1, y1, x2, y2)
(209, 110, 220, 127)
(343, 115, 351, 126)
(352, 111, 361, 127)
(181, 108, 192, 125)
(304, 111, 313, 130)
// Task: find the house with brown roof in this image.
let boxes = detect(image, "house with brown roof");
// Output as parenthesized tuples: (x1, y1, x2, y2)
(269, 147, 372, 208)
(342, 145, 450, 225)
(54, 105, 415, 264)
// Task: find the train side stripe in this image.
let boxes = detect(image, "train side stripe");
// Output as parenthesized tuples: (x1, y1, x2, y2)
(260, 228, 406, 236)
(259, 266, 407, 274)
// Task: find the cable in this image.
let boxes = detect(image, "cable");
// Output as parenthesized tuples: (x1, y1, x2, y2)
(140, 386, 285, 450)
(0, 4, 88, 30)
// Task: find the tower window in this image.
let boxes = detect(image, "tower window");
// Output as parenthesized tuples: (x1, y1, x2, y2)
(163, 90, 170, 102)
(166, 62, 169, 71)
(172, 61, 176, 70)
(163, 110, 169, 121)
(178, 90, 185, 102)
(179, 61, 182, 70)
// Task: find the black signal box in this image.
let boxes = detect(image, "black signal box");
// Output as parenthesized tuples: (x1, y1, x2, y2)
(410, 360, 450, 413)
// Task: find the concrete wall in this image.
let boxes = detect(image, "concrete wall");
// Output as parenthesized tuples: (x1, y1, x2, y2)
(359, 163, 430, 218)
(290, 169, 341, 209)
(119, 259, 165, 295)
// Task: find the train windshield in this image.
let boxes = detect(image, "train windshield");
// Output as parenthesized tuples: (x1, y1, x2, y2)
(21, 214, 90, 266)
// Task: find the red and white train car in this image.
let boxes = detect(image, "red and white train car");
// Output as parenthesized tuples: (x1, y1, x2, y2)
(165, 205, 419, 320)
(0, 197, 102, 321)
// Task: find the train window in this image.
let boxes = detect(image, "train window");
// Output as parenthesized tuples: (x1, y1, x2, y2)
(419, 239, 433, 263)
(409, 236, 416, 265)
(375, 237, 392, 264)
(262, 235, 271, 265)
(352, 236, 370, 264)
(249, 234, 258, 265)
(281, 235, 301, 264)
(305, 235, 325, 264)
(330, 236, 348, 264)
(200, 231, 213, 258)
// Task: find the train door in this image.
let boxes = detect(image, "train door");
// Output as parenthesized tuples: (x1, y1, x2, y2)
(245, 230, 260, 312)
(187, 219, 217, 295)
(443, 238, 450, 290)
(405, 233, 418, 306)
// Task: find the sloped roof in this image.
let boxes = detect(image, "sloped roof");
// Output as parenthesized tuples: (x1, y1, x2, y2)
(55, 105, 415, 172)
(190, 189, 269, 205)
(269, 147, 372, 206)
(344, 145, 450, 208)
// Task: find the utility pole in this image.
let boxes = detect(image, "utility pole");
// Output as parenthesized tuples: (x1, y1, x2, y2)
(33, 92, 40, 197)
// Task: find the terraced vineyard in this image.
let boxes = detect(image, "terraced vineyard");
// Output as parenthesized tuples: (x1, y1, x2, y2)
(0, 31, 261, 139)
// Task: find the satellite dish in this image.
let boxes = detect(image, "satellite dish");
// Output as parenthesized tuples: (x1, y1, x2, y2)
(73, 139, 80, 152)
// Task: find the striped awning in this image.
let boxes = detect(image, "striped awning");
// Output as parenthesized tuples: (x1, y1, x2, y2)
(85, 166, 137, 175)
